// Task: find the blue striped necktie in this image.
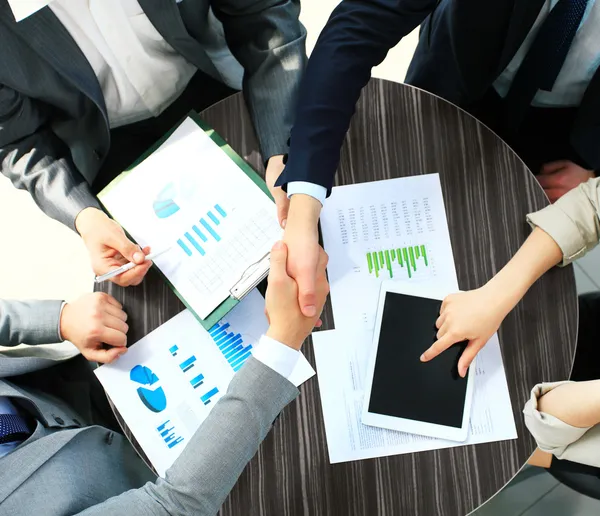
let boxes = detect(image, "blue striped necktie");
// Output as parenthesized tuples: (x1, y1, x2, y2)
(0, 413, 30, 445)
(504, 0, 590, 127)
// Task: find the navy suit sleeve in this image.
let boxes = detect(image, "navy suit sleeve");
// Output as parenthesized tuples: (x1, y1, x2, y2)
(276, 0, 438, 195)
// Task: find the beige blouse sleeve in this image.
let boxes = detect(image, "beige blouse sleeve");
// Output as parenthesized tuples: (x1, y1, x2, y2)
(523, 381, 600, 468)
(527, 177, 600, 266)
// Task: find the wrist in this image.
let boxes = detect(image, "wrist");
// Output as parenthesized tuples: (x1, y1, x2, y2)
(289, 194, 321, 225)
(75, 207, 107, 236)
(484, 275, 525, 316)
(59, 303, 72, 343)
(266, 326, 304, 351)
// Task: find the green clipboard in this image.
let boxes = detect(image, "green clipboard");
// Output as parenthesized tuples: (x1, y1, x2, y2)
(98, 112, 274, 330)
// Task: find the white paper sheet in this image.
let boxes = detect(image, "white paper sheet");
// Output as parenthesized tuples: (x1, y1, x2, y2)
(6, 0, 51, 21)
(95, 290, 315, 476)
(101, 118, 282, 318)
(320, 174, 459, 331)
(312, 329, 517, 463)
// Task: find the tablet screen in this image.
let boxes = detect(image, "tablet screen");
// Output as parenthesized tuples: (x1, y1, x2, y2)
(368, 292, 469, 428)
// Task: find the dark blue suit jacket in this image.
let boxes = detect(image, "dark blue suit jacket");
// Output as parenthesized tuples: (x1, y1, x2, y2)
(277, 0, 600, 194)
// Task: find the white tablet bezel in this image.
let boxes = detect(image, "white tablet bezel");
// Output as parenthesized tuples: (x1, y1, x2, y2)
(361, 281, 475, 442)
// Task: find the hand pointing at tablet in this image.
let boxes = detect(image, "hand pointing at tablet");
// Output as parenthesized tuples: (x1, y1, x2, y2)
(420, 226, 564, 376)
(420, 287, 507, 377)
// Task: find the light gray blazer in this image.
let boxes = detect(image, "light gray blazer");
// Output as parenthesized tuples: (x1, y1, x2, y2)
(0, 300, 299, 515)
(0, 0, 306, 231)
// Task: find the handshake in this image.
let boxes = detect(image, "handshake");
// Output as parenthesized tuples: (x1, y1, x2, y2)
(62, 238, 330, 363)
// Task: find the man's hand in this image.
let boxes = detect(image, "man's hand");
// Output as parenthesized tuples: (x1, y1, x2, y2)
(265, 155, 289, 228)
(537, 161, 594, 203)
(76, 207, 152, 286)
(60, 292, 129, 363)
(265, 241, 329, 350)
(283, 194, 322, 317)
(420, 286, 508, 377)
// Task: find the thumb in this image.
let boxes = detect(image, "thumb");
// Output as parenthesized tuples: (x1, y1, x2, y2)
(277, 195, 290, 229)
(85, 346, 127, 364)
(269, 241, 289, 280)
(107, 230, 145, 264)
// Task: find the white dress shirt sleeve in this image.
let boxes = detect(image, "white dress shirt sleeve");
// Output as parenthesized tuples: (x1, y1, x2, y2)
(287, 181, 327, 206)
(252, 335, 300, 381)
(57, 302, 67, 341)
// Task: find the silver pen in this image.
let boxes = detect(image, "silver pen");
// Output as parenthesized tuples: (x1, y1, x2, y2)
(94, 246, 172, 284)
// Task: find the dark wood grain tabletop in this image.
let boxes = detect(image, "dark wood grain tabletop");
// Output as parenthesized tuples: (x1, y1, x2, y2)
(97, 79, 578, 516)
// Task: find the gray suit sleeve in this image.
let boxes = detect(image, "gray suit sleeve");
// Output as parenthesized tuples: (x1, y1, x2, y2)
(212, 0, 307, 161)
(0, 84, 101, 232)
(0, 299, 63, 346)
(77, 357, 299, 516)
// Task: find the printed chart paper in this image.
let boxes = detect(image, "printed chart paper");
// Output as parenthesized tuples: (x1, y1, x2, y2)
(95, 290, 315, 476)
(320, 174, 459, 330)
(101, 118, 282, 318)
(313, 329, 517, 463)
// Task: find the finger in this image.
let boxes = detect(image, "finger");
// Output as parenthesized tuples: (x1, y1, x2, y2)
(317, 248, 329, 271)
(436, 319, 450, 339)
(435, 311, 447, 329)
(104, 302, 128, 322)
(276, 194, 290, 229)
(315, 319, 323, 328)
(85, 346, 127, 364)
(440, 295, 454, 312)
(102, 313, 129, 334)
(100, 293, 123, 309)
(106, 228, 145, 264)
(457, 338, 486, 378)
(540, 160, 570, 175)
(110, 261, 152, 287)
(100, 327, 127, 348)
(268, 241, 289, 282)
(420, 333, 456, 362)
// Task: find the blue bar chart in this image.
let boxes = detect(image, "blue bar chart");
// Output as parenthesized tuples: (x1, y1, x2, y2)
(179, 356, 196, 373)
(177, 204, 228, 257)
(208, 322, 253, 372)
(184, 232, 206, 256)
(201, 387, 219, 405)
(157, 420, 184, 449)
(190, 373, 205, 389)
(169, 345, 178, 357)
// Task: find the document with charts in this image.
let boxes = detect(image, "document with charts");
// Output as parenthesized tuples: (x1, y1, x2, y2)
(100, 117, 281, 321)
(320, 174, 458, 330)
(95, 290, 315, 477)
(313, 330, 517, 463)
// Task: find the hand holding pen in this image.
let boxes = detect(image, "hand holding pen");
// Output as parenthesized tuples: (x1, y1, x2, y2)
(95, 247, 172, 284)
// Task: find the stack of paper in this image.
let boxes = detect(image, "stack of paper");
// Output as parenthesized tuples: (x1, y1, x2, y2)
(315, 174, 517, 463)
(95, 290, 315, 476)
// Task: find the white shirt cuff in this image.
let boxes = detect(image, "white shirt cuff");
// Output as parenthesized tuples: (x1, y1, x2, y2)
(252, 335, 300, 380)
(287, 181, 327, 206)
(58, 302, 67, 341)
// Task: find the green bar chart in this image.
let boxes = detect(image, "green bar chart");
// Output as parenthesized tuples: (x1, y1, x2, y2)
(366, 244, 428, 279)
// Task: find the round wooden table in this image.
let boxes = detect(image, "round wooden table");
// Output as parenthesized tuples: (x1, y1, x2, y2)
(97, 79, 578, 516)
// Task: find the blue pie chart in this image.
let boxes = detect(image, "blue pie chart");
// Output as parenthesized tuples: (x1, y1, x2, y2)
(153, 183, 180, 219)
(130, 365, 167, 413)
